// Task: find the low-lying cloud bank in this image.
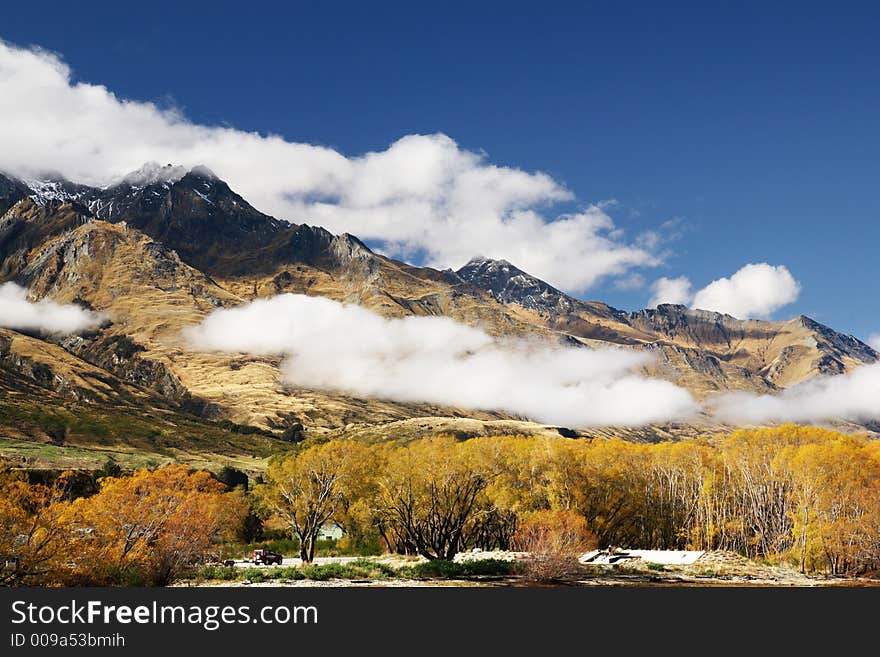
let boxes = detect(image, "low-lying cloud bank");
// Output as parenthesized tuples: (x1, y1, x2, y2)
(0, 283, 104, 335)
(0, 40, 662, 293)
(711, 363, 880, 424)
(649, 263, 800, 319)
(184, 294, 698, 427)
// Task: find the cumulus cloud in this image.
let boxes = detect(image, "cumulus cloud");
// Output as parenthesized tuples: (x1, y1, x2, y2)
(648, 264, 800, 318)
(711, 363, 880, 424)
(691, 263, 800, 318)
(184, 294, 698, 427)
(868, 334, 880, 351)
(649, 276, 693, 307)
(0, 40, 661, 292)
(0, 283, 103, 334)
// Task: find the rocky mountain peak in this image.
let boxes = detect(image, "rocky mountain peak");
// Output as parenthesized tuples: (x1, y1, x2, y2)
(795, 314, 878, 361)
(187, 164, 218, 180)
(76, 165, 295, 275)
(118, 162, 188, 188)
(114, 163, 218, 189)
(173, 167, 235, 204)
(456, 256, 574, 314)
(4, 170, 93, 208)
(332, 232, 373, 261)
(460, 255, 516, 275)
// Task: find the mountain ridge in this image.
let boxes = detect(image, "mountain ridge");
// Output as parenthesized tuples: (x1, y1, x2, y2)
(0, 166, 876, 453)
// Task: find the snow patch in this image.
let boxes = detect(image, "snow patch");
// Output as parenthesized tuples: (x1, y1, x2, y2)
(193, 189, 214, 205)
(23, 180, 77, 205)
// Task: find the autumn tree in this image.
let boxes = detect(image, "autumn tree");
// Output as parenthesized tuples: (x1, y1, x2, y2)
(544, 439, 647, 548)
(463, 436, 547, 551)
(0, 466, 71, 586)
(7, 423, 880, 587)
(65, 465, 245, 585)
(257, 441, 374, 562)
(642, 441, 709, 549)
(375, 437, 490, 560)
(781, 435, 880, 574)
(476, 436, 554, 515)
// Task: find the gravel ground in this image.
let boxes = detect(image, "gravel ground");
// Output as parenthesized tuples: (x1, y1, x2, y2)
(182, 551, 879, 587)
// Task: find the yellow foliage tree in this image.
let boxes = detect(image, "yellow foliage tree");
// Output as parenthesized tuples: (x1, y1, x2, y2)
(375, 437, 490, 560)
(257, 440, 375, 562)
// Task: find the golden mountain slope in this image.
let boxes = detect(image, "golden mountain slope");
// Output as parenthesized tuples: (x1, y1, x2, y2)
(6, 213, 512, 430)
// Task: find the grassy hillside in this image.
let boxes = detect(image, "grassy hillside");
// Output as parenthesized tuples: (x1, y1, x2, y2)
(0, 360, 295, 471)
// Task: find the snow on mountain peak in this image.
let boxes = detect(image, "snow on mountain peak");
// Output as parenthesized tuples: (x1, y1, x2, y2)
(23, 180, 71, 204)
(21, 176, 88, 206)
(188, 165, 218, 180)
(119, 162, 188, 187)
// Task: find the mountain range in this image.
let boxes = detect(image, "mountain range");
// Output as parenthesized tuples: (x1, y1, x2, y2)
(1, 164, 876, 469)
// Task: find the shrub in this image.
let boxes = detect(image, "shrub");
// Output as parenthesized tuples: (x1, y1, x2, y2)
(403, 559, 514, 579)
(350, 558, 398, 577)
(216, 466, 249, 490)
(512, 510, 597, 582)
(94, 457, 123, 480)
(279, 423, 305, 443)
(300, 562, 347, 581)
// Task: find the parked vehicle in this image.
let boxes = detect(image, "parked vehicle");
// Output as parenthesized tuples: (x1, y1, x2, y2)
(251, 548, 283, 565)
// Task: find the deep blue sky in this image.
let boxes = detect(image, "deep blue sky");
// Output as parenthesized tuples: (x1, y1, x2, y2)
(4, 1, 879, 338)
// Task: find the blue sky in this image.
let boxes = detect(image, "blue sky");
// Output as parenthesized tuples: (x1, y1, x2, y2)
(2, 1, 879, 340)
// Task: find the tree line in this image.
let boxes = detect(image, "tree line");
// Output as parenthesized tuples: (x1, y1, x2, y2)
(2, 424, 878, 585)
(257, 425, 880, 576)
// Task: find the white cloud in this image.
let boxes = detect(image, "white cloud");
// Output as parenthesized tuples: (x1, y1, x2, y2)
(711, 362, 880, 424)
(868, 334, 880, 351)
(691, 263, 800, 318)
(0, 283, 103, 335)
(649, 276, 693, 307)
(648, 264, 800, 318)
(184, 294, 698, 427)
(0, 41, 660, 293)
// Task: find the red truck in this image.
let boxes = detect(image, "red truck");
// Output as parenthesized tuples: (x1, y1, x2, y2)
(251, 548, 283, 565)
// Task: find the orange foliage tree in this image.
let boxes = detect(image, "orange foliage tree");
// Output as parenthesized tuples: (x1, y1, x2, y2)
(0, 465, 71, 585)
(63, 465, 246, 585)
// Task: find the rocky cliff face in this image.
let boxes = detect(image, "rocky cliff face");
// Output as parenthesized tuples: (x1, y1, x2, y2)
(0, 173, 30, 217)
(88, 167, 292, 275)
(626, 305, 878, 389)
